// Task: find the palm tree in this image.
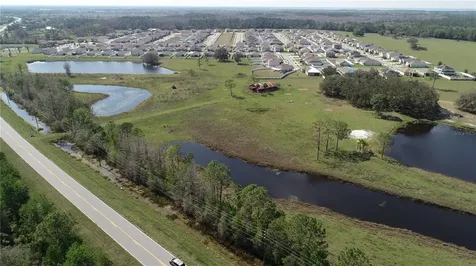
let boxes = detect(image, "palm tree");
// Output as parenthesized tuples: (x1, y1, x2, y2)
(430, 71, 439, 88)
(356, 139, 369, 153)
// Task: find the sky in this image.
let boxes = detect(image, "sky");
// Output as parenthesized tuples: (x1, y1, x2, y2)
(1, 1, 476, 10)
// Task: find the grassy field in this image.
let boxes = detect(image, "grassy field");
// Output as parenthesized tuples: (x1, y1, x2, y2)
(279, 201, 476, 266)
(214, 32, 235, 46)
(3, 101, 476, 266)
(252, 69, 286, 77)
(333, 31, 476, 72)
(2, 53, 476, 215)
(0, 101, 253, 266)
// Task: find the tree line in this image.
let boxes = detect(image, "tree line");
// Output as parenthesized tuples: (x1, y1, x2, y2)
(320, 70, 440, 119)
(0, 152, 110, 265)
(3, 12, 475, 44)
(2, 73, 373, 265)
(0, 72, 87, 133)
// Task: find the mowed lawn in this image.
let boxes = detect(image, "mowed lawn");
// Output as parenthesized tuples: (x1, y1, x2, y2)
(214, 32, 235, 46)
(3, 100, 476, 266)
(334, 32, 476, 72)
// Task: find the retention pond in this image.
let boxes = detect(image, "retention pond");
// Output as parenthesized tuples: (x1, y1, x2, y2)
(27, 61, 175, 74)
(178, 141, 476, 250)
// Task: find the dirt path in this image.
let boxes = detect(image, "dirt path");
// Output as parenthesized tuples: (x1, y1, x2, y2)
(439, 100, 476, 127)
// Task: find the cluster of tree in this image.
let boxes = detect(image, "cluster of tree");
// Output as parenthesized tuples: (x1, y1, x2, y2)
(4, 73, 373, 265)
(456, 91, 476, 114)
(214, 47, 229, 62)
(406, 38, 427, 51)
(0, 153, 110, 266)
(0, 73, 86, 132)
(320, 70, 440, 119)
(142, 51, 160, 66)
(312, 118, 393, 160)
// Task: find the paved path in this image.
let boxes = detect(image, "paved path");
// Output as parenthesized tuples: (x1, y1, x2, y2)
(0, 117, 175, 266)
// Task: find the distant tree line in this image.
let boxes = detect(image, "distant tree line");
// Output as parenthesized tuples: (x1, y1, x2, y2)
(0, 153, 111, 265)
(55, 14, 476, 42)
(2, 12, 476, 43)
(320, 70, 440, 119)
(2, 73, 372, 266)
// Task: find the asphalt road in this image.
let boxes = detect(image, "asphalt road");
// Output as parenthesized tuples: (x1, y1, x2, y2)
(0, 117, 175, 266)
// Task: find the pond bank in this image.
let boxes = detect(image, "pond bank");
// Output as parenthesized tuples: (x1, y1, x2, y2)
(176, 141, 476, 250)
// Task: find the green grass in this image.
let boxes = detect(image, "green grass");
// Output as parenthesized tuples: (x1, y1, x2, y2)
(0, 139, 140, 266)
(3, 98, 476, 266)
(252, 69, 285, 77)
(0, 101, 252, 266)
(2, 54, 476, 215)
(214, 32, 235, 46)
(279, 201, 476, 266)
(75, 91, 108, 106)
(334, 32, 476, 72)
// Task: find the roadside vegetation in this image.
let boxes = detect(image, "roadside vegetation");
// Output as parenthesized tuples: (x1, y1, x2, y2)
(0, 152, 111, 266)
(2, 73, 373, 266)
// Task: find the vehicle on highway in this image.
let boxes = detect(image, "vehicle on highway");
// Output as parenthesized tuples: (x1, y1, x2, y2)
(169, 258, 186, 266)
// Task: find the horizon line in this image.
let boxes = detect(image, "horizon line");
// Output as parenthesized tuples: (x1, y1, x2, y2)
(1, 5, 476, 11)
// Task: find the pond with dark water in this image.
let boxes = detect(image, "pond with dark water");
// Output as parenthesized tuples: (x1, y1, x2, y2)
(1, 92, 50, 133)
(27, 61, 175, 74)
(177, 141, 476, 250)
(387, 123, 476, 183)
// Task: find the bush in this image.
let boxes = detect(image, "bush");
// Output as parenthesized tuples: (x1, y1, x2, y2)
(246, 106, 270, 113)
(456, 91, 476, 114)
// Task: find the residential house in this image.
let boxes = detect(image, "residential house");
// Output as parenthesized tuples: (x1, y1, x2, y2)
(332, 43, 342, 49)
(44, 47, 58, 55)
(347, 50, 362, 58)
(131, 48, 142, 56)
(378, 68, 400, 79)
(174, 52, 187, 57)
(434, 65, 456, 75)
(116, 51, 130, 57)
(267, 58, 282, 68)
(305, 66, 322, 76)
(414, 68, 433, 77)
(158, 51, 173, 57)
(31, 48, 44, 54)
(405, 59, 428, 68)
(304, 56, 324, 66)
(325, 49, 336, 58)
(247, 52, 261, 58)
(276, 63, 294, 73)
(358, 57, 382, 66)
(188, 51, 201, 57)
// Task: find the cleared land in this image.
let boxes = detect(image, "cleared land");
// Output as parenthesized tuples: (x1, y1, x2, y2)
(214, 32, 235, 46)
(2, 100, 476, 266)
(334, 32, 476, 71)
(2, 54, 476, 216)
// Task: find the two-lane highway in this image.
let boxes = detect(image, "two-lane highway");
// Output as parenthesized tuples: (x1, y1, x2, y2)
(0, 117, 174, 266)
